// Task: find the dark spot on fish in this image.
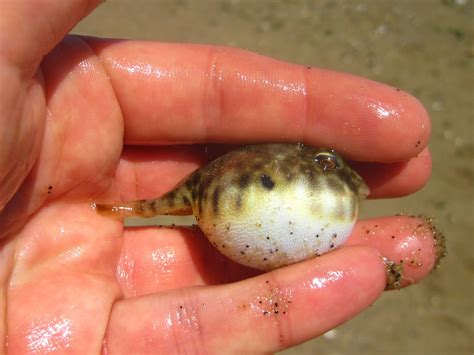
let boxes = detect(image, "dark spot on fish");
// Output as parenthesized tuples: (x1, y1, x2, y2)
(240, 251, 245, 255)
(150, 200, 159, 212)
(290, 232, 293, 235)
(198, 186, 209, 215)
(266, 236, 270, 240)
(306, 66, 311, 69)
(260, 174, 275, 190)
(246, 245, 249, 248)
(167, 190, 176, 201)
(191, 171, 201, 184)
(263, 258, 268, 261)
(47, 185, 53, 194)
(185, 179, 193, 191)
(391, 235, 396, 239)
(182, 196, 191, 206)
(332, 233, 337, 239)
(315, 234, 319, 238)
(212, 186, 220, 214)
(330, 244, 335, 248)
(239, 173, 251, 189)
(236, 194, 242, 209)
(197, 172, 212, 201)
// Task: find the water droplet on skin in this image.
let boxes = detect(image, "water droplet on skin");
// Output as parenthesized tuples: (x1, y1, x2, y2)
(25, 317, 74, 353)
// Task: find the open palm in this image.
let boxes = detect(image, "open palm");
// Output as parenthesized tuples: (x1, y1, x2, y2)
(0, 2, 440, 353)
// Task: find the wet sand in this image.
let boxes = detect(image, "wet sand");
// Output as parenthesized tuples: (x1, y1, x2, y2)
(74, 1, 473, 354)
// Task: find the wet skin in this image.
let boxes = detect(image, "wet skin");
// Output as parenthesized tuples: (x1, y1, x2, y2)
(0, 1, 442, 353)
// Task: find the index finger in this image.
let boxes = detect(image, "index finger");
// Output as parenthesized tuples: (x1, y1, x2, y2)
(87, 39, 430, 162)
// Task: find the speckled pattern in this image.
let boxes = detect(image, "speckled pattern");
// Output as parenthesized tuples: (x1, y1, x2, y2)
(95, 144, 368, 270)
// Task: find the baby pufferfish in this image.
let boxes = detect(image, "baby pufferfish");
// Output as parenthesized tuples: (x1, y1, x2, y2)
(94, 143, 369, 271)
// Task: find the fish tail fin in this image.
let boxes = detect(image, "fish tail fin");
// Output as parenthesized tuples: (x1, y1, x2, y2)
(92, 200, 151, 218)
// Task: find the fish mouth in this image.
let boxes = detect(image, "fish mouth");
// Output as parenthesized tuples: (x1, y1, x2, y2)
(358, 181, 370, 199)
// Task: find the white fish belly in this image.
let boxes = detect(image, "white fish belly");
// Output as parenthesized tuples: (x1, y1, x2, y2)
(208, 182, 357, 270)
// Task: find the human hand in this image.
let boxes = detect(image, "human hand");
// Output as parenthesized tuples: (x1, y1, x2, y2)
(0, 1, 443, 353)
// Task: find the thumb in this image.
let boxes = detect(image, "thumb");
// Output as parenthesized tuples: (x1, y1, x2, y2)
(0, 0, 103, 211)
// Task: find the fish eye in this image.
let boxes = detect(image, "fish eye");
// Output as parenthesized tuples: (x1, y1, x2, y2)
(314, 153, 338, 171)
